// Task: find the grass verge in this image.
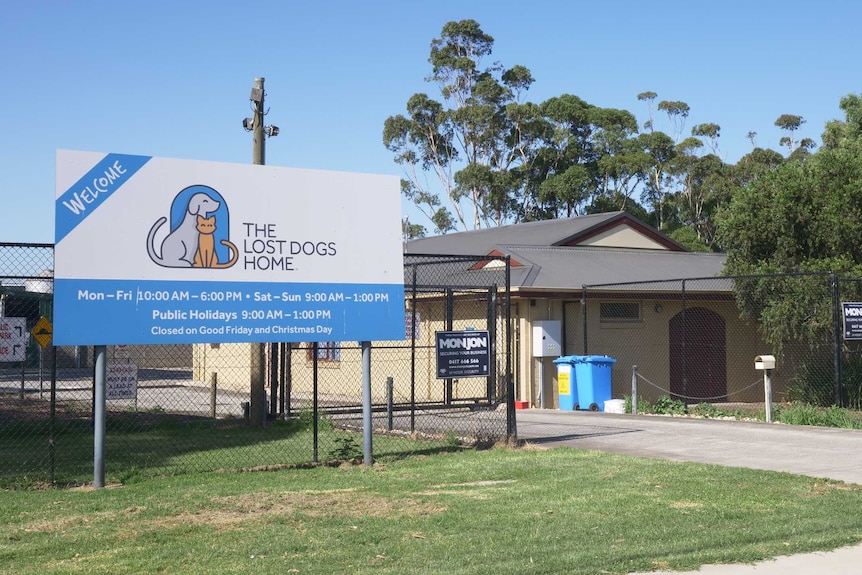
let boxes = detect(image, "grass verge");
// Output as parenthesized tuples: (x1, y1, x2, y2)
(3, 447, 862, 574)
(627, 395, 862, 428)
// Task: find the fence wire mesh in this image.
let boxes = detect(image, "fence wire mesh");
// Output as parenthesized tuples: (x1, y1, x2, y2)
(1, 245, 512, 487)
(583, 272, 862, 411)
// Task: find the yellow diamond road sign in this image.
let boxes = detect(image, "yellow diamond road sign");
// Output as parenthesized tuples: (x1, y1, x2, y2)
(32, 317, 53, 349)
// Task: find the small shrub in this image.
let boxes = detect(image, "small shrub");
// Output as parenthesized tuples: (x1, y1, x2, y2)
(841, 355, 862, 410)
(820, 406, 858, 428)
(691, 403, 722, 418)
(443, 430, 460, 447)
(624, 395, 651, 414)
(327, 432, 362, 461)
(652, 395, 687, 415)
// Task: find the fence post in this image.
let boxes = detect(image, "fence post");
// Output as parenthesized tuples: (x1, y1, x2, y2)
(49, 345, 56, 486)
(764, 368, 773, 423)
(361, 341, 373, 467)
(631, 365, 638, 415)
(386, 376, 394, 431)
(94, 345, 107, 489)
(581, 286, 588, 355)
(209, 372, 218, 419)
(832, 273, 843, 406)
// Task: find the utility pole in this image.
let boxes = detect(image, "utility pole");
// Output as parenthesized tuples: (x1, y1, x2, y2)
(244, 77, 279, 427)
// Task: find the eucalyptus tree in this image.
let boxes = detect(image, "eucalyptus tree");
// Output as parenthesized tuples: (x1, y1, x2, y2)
(528, 94, 598, 218)
(637, 91, 657, 132)
(383, 19, 536, 233)
(591, 107, 646, 210)
(733, 147, 785, 187)
(637, 130, 676, 230)
(657, 100, 691, 143)
(822, 92, 862, 150)
(774, 114, 816, 156)
(692, 122, 721, 155)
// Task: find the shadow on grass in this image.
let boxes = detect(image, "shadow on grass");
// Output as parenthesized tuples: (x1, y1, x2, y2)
(0, 411, 464, 489)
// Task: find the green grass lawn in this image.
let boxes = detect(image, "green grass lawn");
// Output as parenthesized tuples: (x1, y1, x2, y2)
(0, 417, 453, 488)
(3, 446, 862, 574)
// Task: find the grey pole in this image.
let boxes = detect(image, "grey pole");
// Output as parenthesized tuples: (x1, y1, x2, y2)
(252, 77, 265, 165)
(631, 365, 638, 415)
(94, 345, 107, 488)
(361, 341, 373, 466)
(249, 76, 267, 427)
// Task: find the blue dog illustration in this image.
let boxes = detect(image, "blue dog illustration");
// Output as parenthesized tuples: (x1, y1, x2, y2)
(147, 192, 220, 268)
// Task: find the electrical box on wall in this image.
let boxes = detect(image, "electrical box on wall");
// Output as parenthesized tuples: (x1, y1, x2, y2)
(532, 320, 562, 357)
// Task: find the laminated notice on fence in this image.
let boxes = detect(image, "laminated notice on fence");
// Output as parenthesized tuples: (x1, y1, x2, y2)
(435, 330, 491, 379)
(106, 364, 138, 400)
(842, 302, 862, 340)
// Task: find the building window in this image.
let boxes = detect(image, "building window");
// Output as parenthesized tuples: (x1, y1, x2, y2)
(600, 302, 641, 322)
(307, 342, 341, 362)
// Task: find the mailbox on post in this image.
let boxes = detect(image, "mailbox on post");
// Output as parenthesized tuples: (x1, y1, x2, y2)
(755, 355, 776, 423)
(754, 355, 775, 370)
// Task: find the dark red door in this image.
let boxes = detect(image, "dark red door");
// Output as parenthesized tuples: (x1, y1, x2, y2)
(669, 307, 727, 402)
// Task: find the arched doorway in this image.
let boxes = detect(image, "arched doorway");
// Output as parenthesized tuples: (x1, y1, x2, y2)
(669, 307, 727, 402)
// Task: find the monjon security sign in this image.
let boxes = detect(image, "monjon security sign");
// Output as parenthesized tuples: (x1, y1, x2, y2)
(54, 150, 405, 345)
(842, 302, 862, 340)
(435, 330, 491, 379)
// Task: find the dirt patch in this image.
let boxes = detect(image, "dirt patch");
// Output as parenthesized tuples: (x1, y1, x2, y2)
(438, 480, 517, 487)
(208, 489, 446, 520)
(18, 489, 447, 537)
(418, 479, 518, 498)
(670, 501, 703, 509)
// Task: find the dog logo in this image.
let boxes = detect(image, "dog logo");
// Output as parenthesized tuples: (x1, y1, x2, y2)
(146, 185, 238, 269)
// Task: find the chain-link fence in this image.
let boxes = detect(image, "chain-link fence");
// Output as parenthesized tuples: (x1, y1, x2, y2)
(582, 272, 862, 411)
(1, 244, 513, 488)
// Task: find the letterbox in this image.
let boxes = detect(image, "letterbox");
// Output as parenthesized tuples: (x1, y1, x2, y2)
(754, 355, 776, 370)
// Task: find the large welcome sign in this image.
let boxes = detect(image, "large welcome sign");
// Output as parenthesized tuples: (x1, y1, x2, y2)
(54, 150, 405, 345)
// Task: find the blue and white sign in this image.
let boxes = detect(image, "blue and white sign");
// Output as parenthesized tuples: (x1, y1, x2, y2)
(54, 150, 405, 345)
(843, 302, 862, 340)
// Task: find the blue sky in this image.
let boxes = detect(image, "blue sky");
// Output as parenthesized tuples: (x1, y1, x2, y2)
(2, 0, 861, 243)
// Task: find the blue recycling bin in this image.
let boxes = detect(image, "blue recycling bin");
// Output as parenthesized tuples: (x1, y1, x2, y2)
(573, 355, 617, 411)
(553, 356, 578, 410)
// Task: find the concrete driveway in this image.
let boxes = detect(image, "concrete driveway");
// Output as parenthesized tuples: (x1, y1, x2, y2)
(515, 409, 862, 484)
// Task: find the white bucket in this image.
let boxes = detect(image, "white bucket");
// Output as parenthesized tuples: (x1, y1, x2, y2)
(604, 399, 625, 413)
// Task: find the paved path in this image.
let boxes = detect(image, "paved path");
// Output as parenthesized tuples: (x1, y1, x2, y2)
(514, 410, 862, 574)
(516, 409, 862, 484)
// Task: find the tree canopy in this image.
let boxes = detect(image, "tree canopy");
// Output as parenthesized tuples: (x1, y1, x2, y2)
(384, 19, 829, 247)
(717, 101, 862, 351)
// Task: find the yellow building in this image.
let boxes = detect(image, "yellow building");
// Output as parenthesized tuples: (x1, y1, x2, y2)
(197, 212, 782, 412)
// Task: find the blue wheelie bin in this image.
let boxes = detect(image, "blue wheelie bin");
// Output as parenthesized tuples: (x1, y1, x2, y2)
(553, 356, 578, 410)
(573, 355, 617, 411)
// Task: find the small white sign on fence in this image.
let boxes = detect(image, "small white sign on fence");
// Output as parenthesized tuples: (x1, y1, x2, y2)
(0, 317, 29, 362)
(106, 363, 138, 400)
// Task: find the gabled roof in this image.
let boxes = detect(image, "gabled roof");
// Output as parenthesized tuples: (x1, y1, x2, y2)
(405, 212, 727, 291)
(405, 211, 687, 256)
